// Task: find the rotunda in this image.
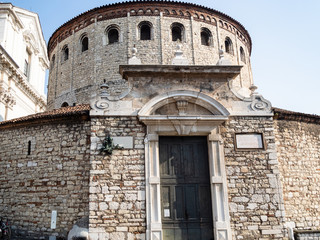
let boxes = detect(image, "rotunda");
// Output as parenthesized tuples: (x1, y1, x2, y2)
(47, 1, 253, 109)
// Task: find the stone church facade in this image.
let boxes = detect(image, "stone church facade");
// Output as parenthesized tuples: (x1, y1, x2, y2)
(0, 1, 319, 240)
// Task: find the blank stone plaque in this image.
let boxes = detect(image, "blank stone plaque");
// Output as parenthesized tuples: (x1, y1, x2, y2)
(113, 136, 133, 149)
(235, 133, 264, 150)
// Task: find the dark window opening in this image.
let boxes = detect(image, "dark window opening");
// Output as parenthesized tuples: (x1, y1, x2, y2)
(63, 46, 69, 61)
(240, 47, 246, 63)
(201, 28, 212, 46)
(81, 36, 89, 52)
(27, 141, 31, 155)
(108, 29, 119, 44)
(24, 60, 29, 76)
(24, 49, 31, 80)
(51, 55, 55, 69)
(61, 102, 69, 107)
(140, 24, 151, 40)
(225, 37, 233, 54)
(172, 26, 182, 41)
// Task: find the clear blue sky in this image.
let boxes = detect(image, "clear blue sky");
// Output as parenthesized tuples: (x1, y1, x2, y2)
(8, 0, 320, 115)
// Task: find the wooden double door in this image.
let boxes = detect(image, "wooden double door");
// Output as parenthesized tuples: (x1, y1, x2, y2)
(160, 136, 214, 240)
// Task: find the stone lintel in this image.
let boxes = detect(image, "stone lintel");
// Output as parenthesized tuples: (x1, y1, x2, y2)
(119, 65, 242, 80)
(139, 116, 227, 126)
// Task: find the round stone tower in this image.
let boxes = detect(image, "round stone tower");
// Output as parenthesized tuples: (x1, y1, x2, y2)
(47, 1, 253, 109)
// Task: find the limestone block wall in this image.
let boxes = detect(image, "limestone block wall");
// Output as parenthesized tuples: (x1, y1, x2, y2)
(87, 115, 288, 239)
(89, 117, 146, 240)
(274, 119, 320, 230)
(222, 116, 287, 239)
(0, 119, 91, 238)
(295, 231, 320, 240)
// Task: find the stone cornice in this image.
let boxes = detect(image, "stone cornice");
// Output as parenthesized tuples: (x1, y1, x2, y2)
(0, 45, 46, 108)
(120, 64, 242, 80)
(48, 1, 252, 58)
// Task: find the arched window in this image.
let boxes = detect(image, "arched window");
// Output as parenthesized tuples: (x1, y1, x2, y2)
(81, 35, 89, 52)
(225, 37, 233, 55)
(139, 21, 152, 40)
(106, 26, 120, 44)
(171, 23, 184, 42)
(51, 54, 55, 69)
(61, 102, 69, 107)
(62, 45, 69, 61)
(200, 28, 212, 46)
(240, 46, 246, 63)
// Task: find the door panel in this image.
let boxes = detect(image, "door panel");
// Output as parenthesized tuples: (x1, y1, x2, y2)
(185, 185, 197, 220)
(160, 136, 214, 240)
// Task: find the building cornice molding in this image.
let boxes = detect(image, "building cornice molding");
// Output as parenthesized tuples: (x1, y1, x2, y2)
(0, 45, 46, 108)
(15, 8, 49, 65)
(0, 4, 24, 29)
(120, 64, 242, 80)
(0, 4, 49, 66)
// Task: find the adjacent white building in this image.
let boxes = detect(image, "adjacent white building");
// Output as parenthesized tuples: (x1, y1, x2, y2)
(0, 3, 48, 121)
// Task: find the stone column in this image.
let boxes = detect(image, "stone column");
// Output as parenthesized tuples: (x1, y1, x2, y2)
(208, 133, 232, 240)
(145, 133, 162, 240)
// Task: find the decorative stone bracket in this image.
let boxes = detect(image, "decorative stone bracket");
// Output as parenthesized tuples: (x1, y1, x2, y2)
(0, 88, 16, 108)
(227, 83, 273, 116)
(90, 80, 133, 116)
(250, 91, 271, 112)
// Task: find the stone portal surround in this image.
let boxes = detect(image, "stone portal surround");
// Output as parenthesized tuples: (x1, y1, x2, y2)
(136, 90, 232, 240)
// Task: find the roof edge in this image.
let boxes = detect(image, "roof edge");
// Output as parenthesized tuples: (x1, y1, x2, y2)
(0, 104, 91, 129)
(273, 107, 320, 125)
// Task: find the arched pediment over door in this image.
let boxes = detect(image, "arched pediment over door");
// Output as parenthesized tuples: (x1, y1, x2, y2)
(138, 90, 230, 135)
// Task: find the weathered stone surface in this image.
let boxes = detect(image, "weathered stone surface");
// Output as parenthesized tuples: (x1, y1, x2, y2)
(0, 119, 91, 239)
(274, 119, 320, 231)
(295, 231, 320, 240)
(89, 117, 146, 239)
(222, 116, 287, 240)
